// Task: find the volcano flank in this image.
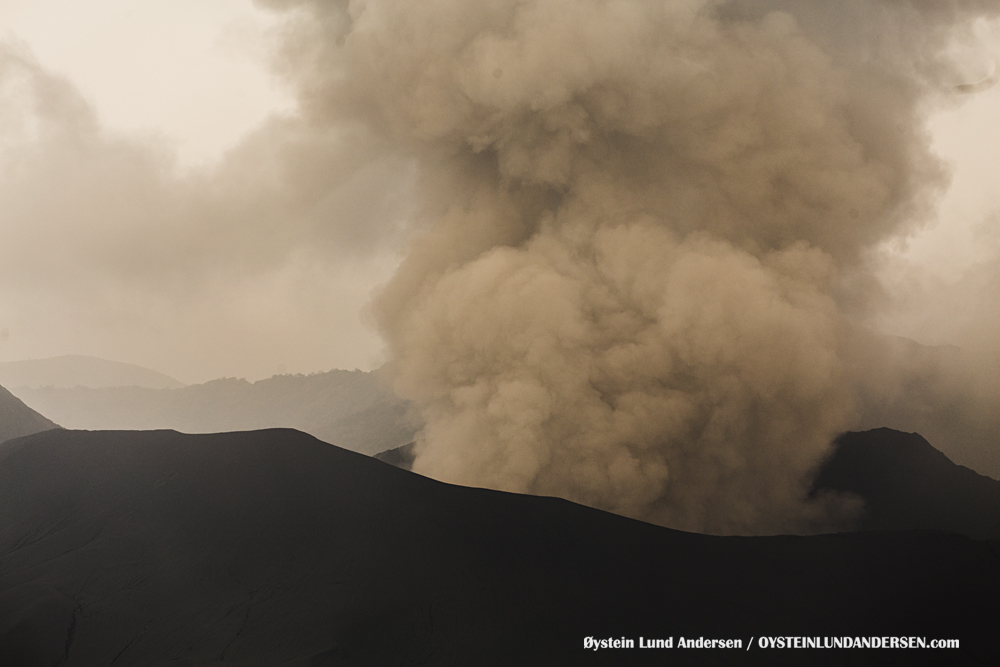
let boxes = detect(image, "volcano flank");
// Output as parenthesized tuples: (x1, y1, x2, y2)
(0, 384, 58, 445)
(1, 428, 998, 666)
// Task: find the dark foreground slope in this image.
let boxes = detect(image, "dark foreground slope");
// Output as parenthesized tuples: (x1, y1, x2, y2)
(2, 430, 998, 666)
(381, 430, 1000, 544)
(0, 384, 58, 444)
(813, 428, 1000, 541)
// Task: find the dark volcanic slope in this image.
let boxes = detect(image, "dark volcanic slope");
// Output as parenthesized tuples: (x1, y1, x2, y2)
(814, 428, 1000, 541)
(0, 384, 58, 444)
(2, 430, 999, 666)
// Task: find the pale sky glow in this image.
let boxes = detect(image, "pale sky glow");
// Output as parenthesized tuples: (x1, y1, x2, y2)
(910, 88, 1000, 277)
(0, 0, 292, 169)
(0, 1, 998, 382)
(0, 0, 406, 383)
(902, 17, 1000, 279)
(872, 19, 1000, 350)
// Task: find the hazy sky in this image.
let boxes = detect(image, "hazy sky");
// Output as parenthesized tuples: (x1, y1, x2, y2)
(0, 0, 409, 383)
(0, 0, 291, 168)
(0, 1, 998, 386)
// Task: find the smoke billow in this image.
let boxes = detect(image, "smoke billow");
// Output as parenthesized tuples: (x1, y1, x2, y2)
(0, 39, 412, 381)
(263, 0, 999, 533)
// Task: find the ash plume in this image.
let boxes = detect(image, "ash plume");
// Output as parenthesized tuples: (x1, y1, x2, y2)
(263, 0, 997, 534)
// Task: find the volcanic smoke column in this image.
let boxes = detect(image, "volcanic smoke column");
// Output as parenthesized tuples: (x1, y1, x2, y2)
(265, 0, 997, 533)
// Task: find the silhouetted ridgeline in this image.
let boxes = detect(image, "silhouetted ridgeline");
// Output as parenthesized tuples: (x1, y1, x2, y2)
(850, 337, 1000, 479)
(813, 428, 1000, 541)
(3, 428, 995, 665)
(379, 428, 1000, 544)
(9, 369, 419, 455)
(0, 384, 58, 444)
(373, 440, 415, 468)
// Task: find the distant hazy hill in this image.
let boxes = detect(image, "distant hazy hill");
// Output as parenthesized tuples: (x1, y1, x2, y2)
(2, 428, 997, 665)
(0, 384, 58, 443)
(10, 369, 420, 455)
(0, 355, 184, 389)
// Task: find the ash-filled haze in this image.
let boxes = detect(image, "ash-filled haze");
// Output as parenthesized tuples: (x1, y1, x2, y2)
(0, 0, 413, 382)
(3, 1, 1000, 533)
(263, 0, 1000, 534)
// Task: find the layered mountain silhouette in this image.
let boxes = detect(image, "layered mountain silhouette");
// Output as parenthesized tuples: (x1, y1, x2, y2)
(0, 355, 185, 390)
(11, 369, 419, 455)
(0, 384, 58, 444)
(2, 428, 998, 666)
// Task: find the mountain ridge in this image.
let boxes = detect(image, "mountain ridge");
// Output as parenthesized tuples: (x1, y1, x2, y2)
(2, 427, 997, 665)
(380, 428, 1000, 543)
(812, 427, 1000, 540)
(9, 369, 419, 455)
(0, 384, 58, 444)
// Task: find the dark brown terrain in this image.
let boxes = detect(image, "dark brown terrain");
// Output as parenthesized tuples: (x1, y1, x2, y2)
(2, 428, 998, 665)
(0, 384, 59, 445)
(813, 428, 1000, 540)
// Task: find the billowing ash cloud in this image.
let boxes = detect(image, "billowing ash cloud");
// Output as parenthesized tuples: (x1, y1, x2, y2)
(263, 0, 1000, 533)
